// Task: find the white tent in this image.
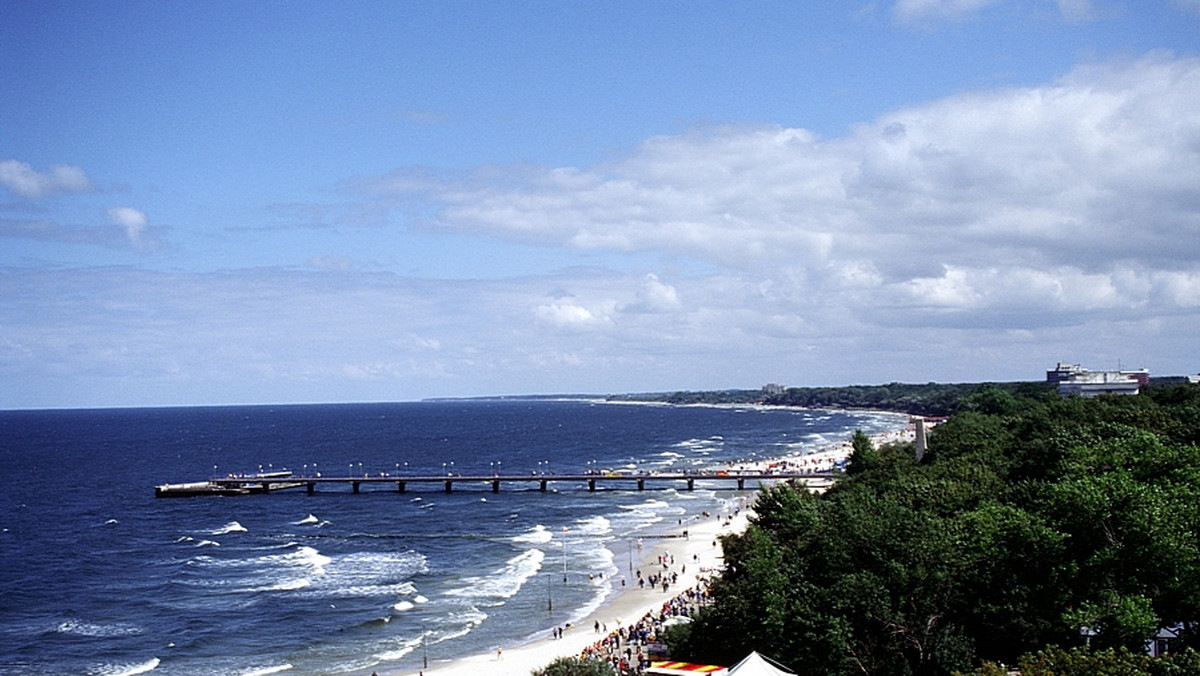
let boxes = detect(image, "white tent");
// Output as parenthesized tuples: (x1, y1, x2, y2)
(726, 651, 795, 676)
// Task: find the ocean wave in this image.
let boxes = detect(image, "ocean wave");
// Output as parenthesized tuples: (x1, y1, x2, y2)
(235, 665, 293, 676)
(620, 499, 671, 511)
(393, 600, 415, 612)
(57, 619, 144, 638)
(572, 515, 612, 536)
(433, 606, 488, 643)
(375, 640, 418, 662)
(195, 539, 220, 548)
(511, 524, 553, 545)
(444, 549, 543, 605)
(294, 514, 319, 525)
(212, 521, 248, 535)
(88, 657, 160, 676)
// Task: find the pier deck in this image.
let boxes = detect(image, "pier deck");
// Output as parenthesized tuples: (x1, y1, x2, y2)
(155, 470, 837, 497)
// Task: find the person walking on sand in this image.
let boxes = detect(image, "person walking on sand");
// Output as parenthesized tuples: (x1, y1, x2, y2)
(497, 646, 503, 660)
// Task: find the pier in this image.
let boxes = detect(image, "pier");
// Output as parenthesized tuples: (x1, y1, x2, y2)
(154, 469, 837, 497)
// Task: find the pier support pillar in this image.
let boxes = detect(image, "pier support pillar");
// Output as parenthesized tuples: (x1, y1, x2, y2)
(307, 482, 315, 494)
(588, 479, 596, 492)
(444, 480, 453, 493)
(352, 482, 360, 494)
(737, 478, 745, 490)
(396, 481, 406, 493)
(540, 480, 547, 492)
(686, 479, 694, 491)
(492, 480, 500, 493)
(637, 479, 645, 491)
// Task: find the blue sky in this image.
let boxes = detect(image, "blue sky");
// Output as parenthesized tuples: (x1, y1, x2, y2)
(3, 0, 1199, 409)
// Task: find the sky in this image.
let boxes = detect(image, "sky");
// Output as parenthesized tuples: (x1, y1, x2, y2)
(2, 1, 1199, 409)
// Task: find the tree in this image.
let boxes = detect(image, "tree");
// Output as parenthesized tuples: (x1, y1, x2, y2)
(670, 390, 1200, 675)
(532, 656, 618, 676)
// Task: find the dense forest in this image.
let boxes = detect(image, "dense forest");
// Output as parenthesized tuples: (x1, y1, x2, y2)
(666, 384, 1200, 675)
(609, 381, 1056, 417)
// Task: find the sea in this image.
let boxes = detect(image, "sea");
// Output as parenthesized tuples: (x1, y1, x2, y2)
(0, 399, 906, 676)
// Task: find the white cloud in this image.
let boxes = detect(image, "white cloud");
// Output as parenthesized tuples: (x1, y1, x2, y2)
(623, 274, 681, 314)
(381, 53, 1200, 327)
(108, 206, 148, 245)
(0, 160, 95, 198)
(535, 300, 611, 329)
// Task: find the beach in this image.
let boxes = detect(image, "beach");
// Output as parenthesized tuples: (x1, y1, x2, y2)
(387, 501, 752, 676)
(385, 423, 916, 676)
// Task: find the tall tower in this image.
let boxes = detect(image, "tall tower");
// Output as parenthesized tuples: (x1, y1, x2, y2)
(914, 417, 927, 462)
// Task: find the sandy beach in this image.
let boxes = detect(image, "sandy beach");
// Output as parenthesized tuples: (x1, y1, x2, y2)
(382, 423, 914, 676)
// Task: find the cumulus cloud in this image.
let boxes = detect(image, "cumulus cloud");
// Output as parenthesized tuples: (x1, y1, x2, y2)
(623, 273, 681, 314)
(0, 160, 95, 198)
(535, 299, 612, 329)
(108, 206, 148, 245)
(376, 52, 1200, 333)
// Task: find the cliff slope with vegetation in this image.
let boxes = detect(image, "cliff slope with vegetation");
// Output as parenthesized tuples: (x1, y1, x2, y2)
(668, 384, 1200, 675)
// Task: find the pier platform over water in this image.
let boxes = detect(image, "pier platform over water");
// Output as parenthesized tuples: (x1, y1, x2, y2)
(154, 469, 837, 497)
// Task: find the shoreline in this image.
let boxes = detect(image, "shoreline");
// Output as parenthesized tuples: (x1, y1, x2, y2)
(378, 421, 915, 676)
(384, 500, 753, 676)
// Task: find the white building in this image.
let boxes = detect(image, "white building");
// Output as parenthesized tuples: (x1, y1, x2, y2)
(1057, 370, 1143, 398)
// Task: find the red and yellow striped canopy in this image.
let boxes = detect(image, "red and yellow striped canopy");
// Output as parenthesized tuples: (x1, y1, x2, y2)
(647, 661, 728, 675)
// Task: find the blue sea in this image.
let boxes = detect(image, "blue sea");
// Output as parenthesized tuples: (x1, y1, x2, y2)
(0, 399, 905, 675)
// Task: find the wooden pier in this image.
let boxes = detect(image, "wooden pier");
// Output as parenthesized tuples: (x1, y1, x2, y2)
(155, 470, 837, 497)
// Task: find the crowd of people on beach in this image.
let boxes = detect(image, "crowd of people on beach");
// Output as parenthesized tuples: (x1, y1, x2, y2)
(577, 578, 712, 675)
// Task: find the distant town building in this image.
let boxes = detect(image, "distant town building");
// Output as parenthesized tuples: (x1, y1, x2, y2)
(762, 383, 786, 396)
(1046, 362, 1087, 383)
(1051, 363, 1149, 398)
(1188, 374, 1200, 385)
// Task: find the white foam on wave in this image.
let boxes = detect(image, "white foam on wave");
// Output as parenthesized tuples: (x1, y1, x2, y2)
(393, 600, 415, 612)
(195, 540, 219, 548)
(563, 544, 620, 627)
(294, 514, 319, 525)
(212, 521, 247, 535)
(433, 606, 488, 643)
(444, 549, 544, 606)
(620, 498, 671, 511)
(88, 657, 160, 676)
(58, 619, 144, 638)
(188, 544, 331, 594)
(572, 515, 612, 536)
(512, 524, 553, 545)
(236, 665, 293, 676)
(313, 551, 426, 598)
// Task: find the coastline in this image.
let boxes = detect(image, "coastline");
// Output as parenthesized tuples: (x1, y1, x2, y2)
(379, 421, 916, 676)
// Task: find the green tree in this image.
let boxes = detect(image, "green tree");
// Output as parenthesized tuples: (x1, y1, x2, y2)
(531, 656, 618, 676)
